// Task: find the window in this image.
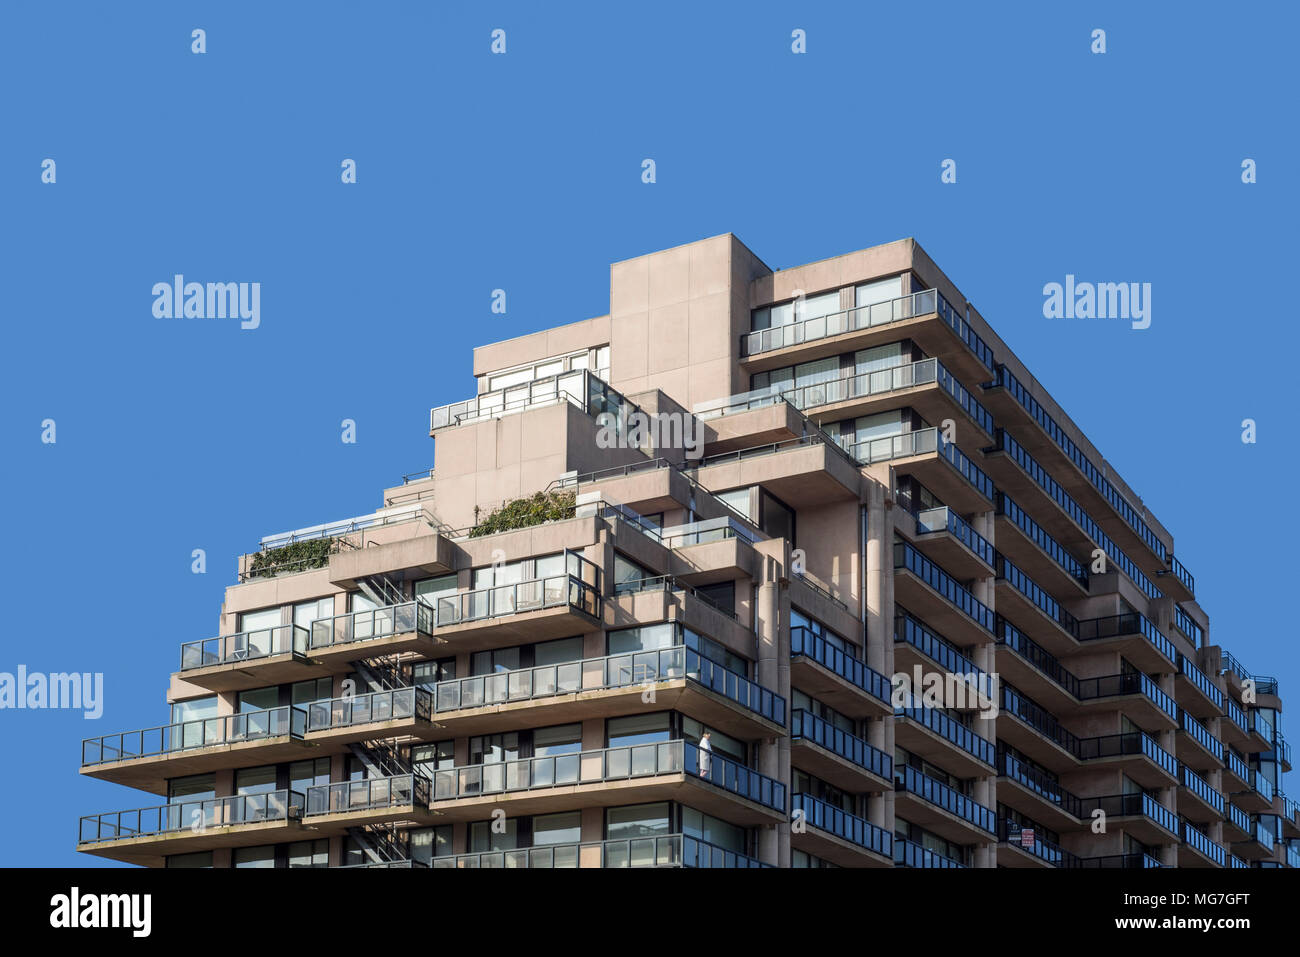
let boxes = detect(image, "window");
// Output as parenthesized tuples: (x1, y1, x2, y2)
(170, 697, 218, 749)
(682, 716, 745, 763)
(471, 646, 520, 676)
(855, 341, 912, 375)
(233, 845, 276, 869)
(415, 574, 457, 608)
(613, 553, 651, 594)
(751, 290, 840, 331)
(239, 607, 280, 633)
(714, 488, 753, 522)
(534, 636, 583, 666)
(470, 818, 518, 852)
(410, 826, 453, 864)
(288, 839, 329, 868)
(606, 802, 670, 841)
(534, 724, 582, 757)
(533, 811, 582, 846)
(694, 581, 735, 617)
(608, 623, 676, 655)
(238, 687, 279, 713)
(293, 597, 333, 630)
(237, 765, 277, 795)
(791, 608, 856, 657)
(290, 758, 330, 801)
(469, 732, 520, 765)
(607, 713, 670, 748)
(165, 851, 213, 868)
(855, 275, 904, 308)
(412, 741, 455, 773)
(684, 627, 749, 676)
(682, 807, 747, 854)
(291, 678, 332, 710)
(759, 489, 795, 543)
(168, 774, 215, 804)
(412, 658, 456, 687)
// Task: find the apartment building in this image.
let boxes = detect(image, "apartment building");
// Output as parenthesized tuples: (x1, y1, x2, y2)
(77, 234, 1298, 868)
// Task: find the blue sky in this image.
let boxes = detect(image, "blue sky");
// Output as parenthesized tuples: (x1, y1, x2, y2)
(1, 1, 1295, 865)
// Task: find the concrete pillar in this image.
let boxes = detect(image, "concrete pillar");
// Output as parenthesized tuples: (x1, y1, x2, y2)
(756, 549, 789, 867)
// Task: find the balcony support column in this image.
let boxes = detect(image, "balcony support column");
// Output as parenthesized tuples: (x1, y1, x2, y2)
(864, 487, 894, 831)
(756, 548, 789, 867)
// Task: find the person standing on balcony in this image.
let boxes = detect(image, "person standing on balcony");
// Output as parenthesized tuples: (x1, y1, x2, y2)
(698, 731, 712, 778)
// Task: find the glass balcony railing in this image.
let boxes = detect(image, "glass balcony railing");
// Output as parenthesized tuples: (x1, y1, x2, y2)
(896, 708, 995, 767)
(998, 749, 1084, 819)
(1250, 769, 1275, 804)
(791, 792, 892, 856)
(1168, 555, 1196, 597)
(790, 627, 892, 706)
(429, 368, 638, 434)
(1002, 684, 1080, 755)
(997, 818, 1079, 867)
(658, 515, 763, 548)
(1079, 852, 1162, 869)
(82, 706, 307, 765)
(1230, 855, 1249, 869)
(1078, 731, 1177, 778)
(430, 834, 768, 869)
(1077, 672, 1176, 720)
(429, 740, 786, 812)
(915, 506, 995, 567)
(428, 645, 786, 727)
(1251, 819, 1276, 852)
(893, 837, 966, 868)
(1177, 654, 1224, 712)
(1179, 709, 1222, 757)
(1220, 650, 1251, 682)
(1173, 606, 1202, 645)
(857, 429, 994, 501)
(306, 687, 432, 732)
(306, 774, 430, 816)
(1226, 749, 1249, 784)
(1079, 793, 1177, 836)
(896, 611, 990, 689)
(995, 555, 1080, 637)
(995, 492, 1089, 586)
(894, 542, 995, 633)
(1225, 698, 1248, 734)
(434, 573, 600, 628)
(993, 364, 1167, 564)
(740, 289, 994, 372)
(1181, 820, 1226, 866)
(1250, 710, 1275, 742)
(1076, 612, 1176, 665)
(179, 623, 309, 671)
(1178, 765, 1225, 816)
(792, 710, 891, 779)
(996, 619, 1080, 697)
(79, 790, 304, 844)
(992, 429, 1161, 601)
(895, 766, 995, 834)
(309, 601, 434, 651)
(1227, 802, 1250, 834)
(614, 574, 740, 622)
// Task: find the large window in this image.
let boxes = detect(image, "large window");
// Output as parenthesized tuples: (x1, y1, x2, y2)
(533, 811, 582, 846)
(855, 275, 905, 308)
(410, 826, 453, 864)
(168, 773, 215, 804)
(606, 802, 670, 841)
(239, 607, 281, 633)
(607, 712, 671, 748)
(751, 290, 840, 331)
(613, 553, 652, 594)
(238, 686, 279, 713)
(293, 597, 333, 630)
(290, 758, 330, 798)
(236, 765, 277, 795)
(288, 839, 329, 868)
(682, 807, 747, 854)
(415, 574, 457, 608)
(233, 845, 276, 869)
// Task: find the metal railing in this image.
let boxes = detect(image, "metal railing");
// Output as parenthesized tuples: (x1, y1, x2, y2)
(430, 368, 639, 434)
(79, 789, 304, 844)
(427, 645, 785, 726)
(895, 541, 995, 633)
(305, 774, 430, 816)
(897, 708, 995, 767)
(259, 503, 444, 551)
(897, 611, 989, 689)
(996, 619, 1080, 697)
(82, 706, 306, 766)
(306, 687, 432, 732)
(310, 601, 434, 651)
(614, 574, 739, 622)
(1077, 672, 1176, 720)
(1002, 684, 1080, 755)
(996, 492, 1088, 585)
(893, 837, 965, 868)
(1181, 820, 1226, 866)
(792, 792, 892, 856)
(428, 739, 786, 812)
(896, 765, 995, 833)
(997, 818, 1079, 867)
(790, 627, 891, 705)
(792, 710, 891, 778)
(998, 750, 1083, 819)
(434, 573, 600, 628)
(916, 506, 994, 567)
(996, 555, 1079, 637)
(1178, 764, 1225, 816)
(1078, 852, 1162, 869)
(1076, 611, 1176, 665)
(1178, 709, 1223, 758)
(180, 623, 309, 671)
(1078, 731, 1177, 778)
(855, 428, 995, 502)
(1178, 654, 1224, 712)
(1078, 793, 1177, 836)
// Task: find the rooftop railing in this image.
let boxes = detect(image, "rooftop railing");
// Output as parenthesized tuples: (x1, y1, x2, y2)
(82, 706, 307, 766)
(259, 503, 444, 551)
(79, 790, 303, 845)
(179, 623, 309, 672)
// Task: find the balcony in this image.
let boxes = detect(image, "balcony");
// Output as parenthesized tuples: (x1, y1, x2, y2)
(894, 766, 996, 842)
(1223, 801, 1252, 842)
(1175, 654, 1224, 719)
(1076, 612, 1176, 673)
(432, 570, 602, 651)
(993, 492, 1089, 599)
(789, 627, 892, 719)
(429, 368, 635, 433)
(1078, 732, 1178, 788)
(424, 645, 786, 741)
(305, 687, 434, 746)
(790, 710, 892, 793)
(893, 541, 995, 647)
(1177, 764, 1225, 822)
(997, 750, 1083, 830)
(997, 684, 1081, 770)
(894, 708, 996, 777)
(862, 429, 994, 514)
(994, 620, 1079, 715)
(308, 601, 437, 664)
(739, 288, 995, 383)
(426, 739, 786, 826)
(303, 774, 438, 832)
(177, 623, 316, 692)
(1220, 697, 1252, 750)
(1231, 818, 1276, 861)
(1178, 820, 1226, 868)
(893, 838, 966, 868)
(911, 506, 995, 580)
(1248, 710, 1274, 750)
(78, 790, 306, 866)
(997, 818, 1079, 868)
(1223, 748, 1251, 792)
(1078, 793, 1178, 846)
(690, 433, 862, 508)
(1078, 852, 1163, 869)
(894, 611, 995, 713)
(790, 792, 892, 867)
(1175, 709, 1225, 771)
(430, 834, 769, 869)
(1075, 672, 1177, 732)
(994, 555, 1080, 656)
(1233, 769, 1275, 814)
(80, 706, 310, 794)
